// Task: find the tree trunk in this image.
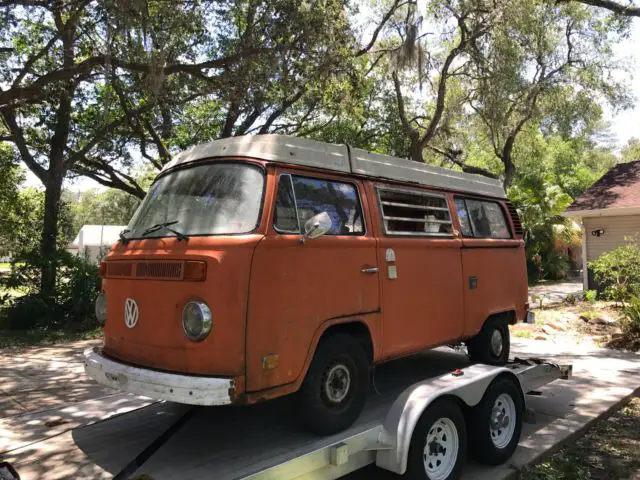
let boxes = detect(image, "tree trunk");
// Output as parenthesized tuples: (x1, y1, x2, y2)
(40, 166, 65, 299)
(409, 134, 423, 162)
(502, 155, 516, 190)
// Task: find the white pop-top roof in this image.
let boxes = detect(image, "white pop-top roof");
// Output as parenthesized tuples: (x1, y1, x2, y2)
(161, 134, 505, 198)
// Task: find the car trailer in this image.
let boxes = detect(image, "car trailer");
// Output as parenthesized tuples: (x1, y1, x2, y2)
(233, 358, 571, 480)
(71, 354, 570, 480)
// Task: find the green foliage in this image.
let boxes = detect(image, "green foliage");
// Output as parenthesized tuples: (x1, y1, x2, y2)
(620, 137, 640, 163)
(620, 296, 640, 351)
(63, 187, 141, 235)
(589, 243, 640, 303)
(0, 144, 26, 256)
(585, 290, 597, 304)
(509, 177, 573, 280)
(0, 249, 100, 330)
(542, 251, 571, 281)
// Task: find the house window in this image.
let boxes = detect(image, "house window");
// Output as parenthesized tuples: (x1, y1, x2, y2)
(454, 198, 511, 239)
(274, 174, 364, 235)
(378, 188, 453, 236)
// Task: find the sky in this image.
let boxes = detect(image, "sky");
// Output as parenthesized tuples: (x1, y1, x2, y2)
(608, 21, 640, 148)
(21, 15, 640, 193)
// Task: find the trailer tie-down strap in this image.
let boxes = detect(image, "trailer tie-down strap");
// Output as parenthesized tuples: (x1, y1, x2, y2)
(112, 406, 195, 480)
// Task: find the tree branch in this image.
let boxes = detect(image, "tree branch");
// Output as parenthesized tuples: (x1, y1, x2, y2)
(0, 47, 281, 107)
(356, 0, 411, 56)
(0, 107, 47, 183)
(429, 145, 498, 179)
(258, 88, 307, 134)
(560, 0, 640, 16)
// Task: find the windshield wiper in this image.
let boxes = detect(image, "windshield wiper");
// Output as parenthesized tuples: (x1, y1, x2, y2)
(119, 229, 131, 244)
(141, 221, 189, 241)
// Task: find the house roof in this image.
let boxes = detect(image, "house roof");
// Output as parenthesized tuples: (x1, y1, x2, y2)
(69, 225, 127, 248)
(565, 160, 640, 214)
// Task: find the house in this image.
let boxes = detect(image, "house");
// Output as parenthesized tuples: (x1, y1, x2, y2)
(67, 225, 126, 264)
(563, 160, 640, 290)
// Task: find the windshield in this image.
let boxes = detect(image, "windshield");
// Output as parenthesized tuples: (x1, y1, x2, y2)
(127, 162, 264, 238)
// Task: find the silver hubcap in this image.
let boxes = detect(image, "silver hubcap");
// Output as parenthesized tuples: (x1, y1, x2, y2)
(324, 364, 351, 403)
(490, 393, 517, 449)
(423, 417, 459, 480)
(490, 329, 504, 357)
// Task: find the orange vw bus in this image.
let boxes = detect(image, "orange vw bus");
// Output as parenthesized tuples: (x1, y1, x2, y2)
(84, 134, 530, 434)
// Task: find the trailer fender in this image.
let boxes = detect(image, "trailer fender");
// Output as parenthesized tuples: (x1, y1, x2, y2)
(375, 364, 519, 475)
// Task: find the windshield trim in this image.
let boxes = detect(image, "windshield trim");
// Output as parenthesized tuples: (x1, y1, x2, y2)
(125, 160, 267, 240)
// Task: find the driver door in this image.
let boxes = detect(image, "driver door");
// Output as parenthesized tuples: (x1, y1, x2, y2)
(246, 170, 380, 392)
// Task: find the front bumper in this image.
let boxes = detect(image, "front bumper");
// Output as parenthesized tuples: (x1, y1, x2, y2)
(83, 347, 235, 406)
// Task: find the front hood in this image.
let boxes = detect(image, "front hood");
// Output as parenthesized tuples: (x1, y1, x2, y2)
(101, 234, 262, 375)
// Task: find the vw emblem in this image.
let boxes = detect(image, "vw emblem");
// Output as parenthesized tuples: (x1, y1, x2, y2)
(124, 298, 139, 328)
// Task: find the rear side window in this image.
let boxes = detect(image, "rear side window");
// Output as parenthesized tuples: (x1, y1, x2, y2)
(454, 198, 511, 239)
(274, 174, 364, 235)
(378, 188, 453, 236)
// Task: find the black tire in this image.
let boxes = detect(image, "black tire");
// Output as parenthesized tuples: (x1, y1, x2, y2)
(469, 376, 523, 465)
(298, 333, 370, 435)
(406, 399, 467, 480)
(466, 316, 510, 365)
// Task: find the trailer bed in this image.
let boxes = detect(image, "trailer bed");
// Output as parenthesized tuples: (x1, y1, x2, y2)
(76, 349, 469, 479)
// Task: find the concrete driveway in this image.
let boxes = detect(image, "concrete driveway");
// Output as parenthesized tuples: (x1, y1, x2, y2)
(0, 337, 638, 480)
(528, 280, 583, 307)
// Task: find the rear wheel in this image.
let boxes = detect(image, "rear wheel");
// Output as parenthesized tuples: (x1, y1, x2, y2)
(466, 316, 510, 365)
(298, 334, 369, 435)
(405, 399, 467, 480)
(469, 376, 523, 465)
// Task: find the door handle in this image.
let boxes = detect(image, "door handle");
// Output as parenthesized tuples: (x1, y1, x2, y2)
(361, 266, 379, 274)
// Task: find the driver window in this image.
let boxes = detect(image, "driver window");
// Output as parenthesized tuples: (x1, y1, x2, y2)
(273, 174, 364, 236)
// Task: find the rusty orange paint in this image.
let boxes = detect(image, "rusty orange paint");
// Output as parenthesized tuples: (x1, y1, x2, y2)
(100, 158, 528, 404)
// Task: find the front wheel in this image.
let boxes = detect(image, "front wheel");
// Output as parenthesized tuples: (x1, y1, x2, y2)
(298, 334, 369, 435)
(406, 399, 467, 480)
(466, 317, 510, 365)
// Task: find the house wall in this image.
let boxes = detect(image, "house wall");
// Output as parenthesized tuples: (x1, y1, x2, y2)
(583, 215, 640, 262)
(583, 214, 640, 289)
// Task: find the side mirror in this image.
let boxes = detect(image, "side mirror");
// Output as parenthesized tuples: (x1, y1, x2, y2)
(303, 212, 332, 240)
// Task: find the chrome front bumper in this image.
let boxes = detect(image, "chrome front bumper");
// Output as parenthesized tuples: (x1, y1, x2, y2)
(83, 347, 235, 406)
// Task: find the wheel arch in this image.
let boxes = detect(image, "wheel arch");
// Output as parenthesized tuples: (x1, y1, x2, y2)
(376, 366, 521, 475)
(292, 316, 378, 393)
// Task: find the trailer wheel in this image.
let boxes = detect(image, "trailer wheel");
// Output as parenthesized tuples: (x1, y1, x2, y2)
(298, 334, 369, 435)
(469, 376, 523, 465)
(406, 399, 467, 480)
(466, 316, 510, 365)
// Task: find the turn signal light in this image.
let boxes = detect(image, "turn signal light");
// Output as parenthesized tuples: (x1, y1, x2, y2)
(184, 261, 207, 281)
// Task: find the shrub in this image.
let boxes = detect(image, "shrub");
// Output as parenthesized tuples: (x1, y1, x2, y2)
(589, 243, 640, 303)
(541, 251, 571, 280)
(620, 296, 640, 351)
(0, 248, 100, 330)
(585, 290, 597, 304)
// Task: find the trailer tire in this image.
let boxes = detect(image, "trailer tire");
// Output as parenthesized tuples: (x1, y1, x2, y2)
(469, 376, 523, 465)
(466, 316, 510, 365)
(406, 398, 467, 480)
(298, 334, 369, 435)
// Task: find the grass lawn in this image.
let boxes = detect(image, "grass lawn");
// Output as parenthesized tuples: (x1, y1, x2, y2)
(519, 396, 640, 479)
(0, 325, 102, 349)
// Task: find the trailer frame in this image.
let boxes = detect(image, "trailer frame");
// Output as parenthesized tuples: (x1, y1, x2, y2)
(243, 358, 571, 480)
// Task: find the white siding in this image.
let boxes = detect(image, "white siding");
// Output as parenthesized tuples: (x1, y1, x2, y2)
(583, 215, 640, 262)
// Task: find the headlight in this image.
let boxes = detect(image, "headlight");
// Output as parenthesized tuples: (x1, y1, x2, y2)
(182, 301, 212, 341)
(95, 292, 107, 326)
